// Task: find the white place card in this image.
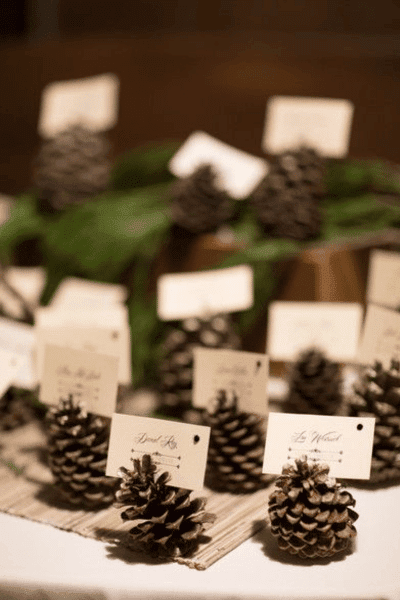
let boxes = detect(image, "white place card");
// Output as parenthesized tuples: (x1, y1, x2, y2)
(357, 303, 400, 368)
(40, 344, 119, 417)
(0, 317, 36, 389)
(169, 131, 269, 199)
(0, 348, 26, 398)
(106, 413, 211, 491)
(263, 413, 375, 479)
(38, 73, 119, 138)
(267, 301, 363, 362)
(262, 96, 354, 158)
(366, 249, 400, 309)
(50, 277, 127, 309)
(193, 348, 268, 415)
(157, 265, 253, 321)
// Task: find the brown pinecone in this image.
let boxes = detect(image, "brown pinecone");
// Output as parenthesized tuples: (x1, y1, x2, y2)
(285, 348, 344, 415)
(115, 454, 215, 559)
(158, 313, 241, 422)
(203, 389, 272, 493)
(250, 146, 325, 240)
(169, 164, 234, 233)
(0, 387, 36, 431)
(34, 124, 111, 213)
(45, 396, 118, 507)
(348, 359, 400, 483)
(268, 456, 358, 559)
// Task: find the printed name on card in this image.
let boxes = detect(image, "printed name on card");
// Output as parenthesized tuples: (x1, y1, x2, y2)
(262, 96, 354, 158)
(267, 301, 363, 362)
(50, 277, 127, 309)
(157, 265, 253, 321)
(366, 249, 400, 309)
(40, 344, 119, 417)
(357, 303, 400, 368)
(38, 73, 120, 138)
(263, 413, 375, 479)
(0, 317, 36, 389)
(193, 348, 268, 415)
(169, 131, 268, 199)
(106, 413, 211, 491)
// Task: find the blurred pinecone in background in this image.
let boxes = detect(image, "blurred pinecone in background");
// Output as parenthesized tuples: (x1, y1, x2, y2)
(285, 348, 344, 416)
(268, 456, 358, 559)
(46, 396, 118, 507)
(203, 389, 272, 493)
(0, 387, 36, 431)
(348, 359, 400, 483)
(34, 124, 111, 213)
(250, 146, 326, 240)
(158, 313, 241, 422)
(169, 164, 233, 233)
(115, 454, 215, 559)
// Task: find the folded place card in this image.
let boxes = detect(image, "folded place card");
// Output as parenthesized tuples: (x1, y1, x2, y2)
(357, 303, 400, 368)
(169, 131, 269, 199)
(267, 301, 363, 362)
(106, 413, 211, 491)
(38, 73, 120, 138)
(157, 265, 253, 321)
(192, 347, 268, 415)
(366, 249, 400, 309)
(50, 277, 127, 309)
(40, 344, 119, 417)
(262, 96, 354, 157)
(0, 317, 36, 389)
(263, 413, 375, 479)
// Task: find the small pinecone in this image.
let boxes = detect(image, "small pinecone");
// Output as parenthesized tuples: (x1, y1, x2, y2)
(268, 457, 358, 559)
(348, 359, 400, 483)
(0, 387, 36, 431)
(34, 124, 111, 212)
(115, 454, 215, 558)
(285, 348, 343, 415)
(158, 313, 241, 422)
(45, 396, 118, 507)
(250, 146, 325, 240)
(203, 389, 272, 492)
(170, 164, 233, 233)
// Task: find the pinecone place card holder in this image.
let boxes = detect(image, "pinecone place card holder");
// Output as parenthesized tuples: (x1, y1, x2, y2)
(106, 413, 215, 560)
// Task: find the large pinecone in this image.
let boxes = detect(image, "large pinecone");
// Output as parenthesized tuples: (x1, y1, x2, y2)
(158, 313, 241, 422)
(285, 348, 344, 415)
(45, 396, 118, 507)
(0, 387, 36, 431)
(115, 454, 215, 558)
(203, 389, 272, 492)
(34, 124, 111, 212)
(268, 457, 358, 559)
(250, 146, 325, 240)
(348, 359, 400, 483)
(169, 164, 233, 233)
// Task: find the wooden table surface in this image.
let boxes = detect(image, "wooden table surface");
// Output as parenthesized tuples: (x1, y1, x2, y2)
(0, 30, 400, 195)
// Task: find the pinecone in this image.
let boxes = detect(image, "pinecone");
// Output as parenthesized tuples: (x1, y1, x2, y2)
(34, 124, 111, 213)
(114, 454, 215, 559)
(45, 396, 118, 507)
(285, 348, 344, 415)
(268, 457, 358, 559)
(169, 164, 233, 233)
(158, 313, 241, 422)
(250, 146, 325, 240)
(348, 359, 400, 483)
(203, 389, 272, 492)
(0, 387, 36, 431)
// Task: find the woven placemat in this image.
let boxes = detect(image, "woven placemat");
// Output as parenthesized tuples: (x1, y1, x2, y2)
(0, 422, 273, 570)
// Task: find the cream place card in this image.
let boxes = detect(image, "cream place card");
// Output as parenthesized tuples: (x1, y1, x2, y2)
(40, 344, 119, 417)
(262, 96, 354, 157)
(157, 265, 253, 321)
(0, 317, 36, 389)
(192, 348, 268, 415)
(50, 277, 127, 309)
(0, 347, 26, 398)
(263, 413, 375, 479)
(366, 249, 400, 309)
(169, 131, 269, 199)
(38, 73, 120, 138)
(267, 301, 363, 362)
(357, 303, 400, 368)
(106, 413, 211, 491)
